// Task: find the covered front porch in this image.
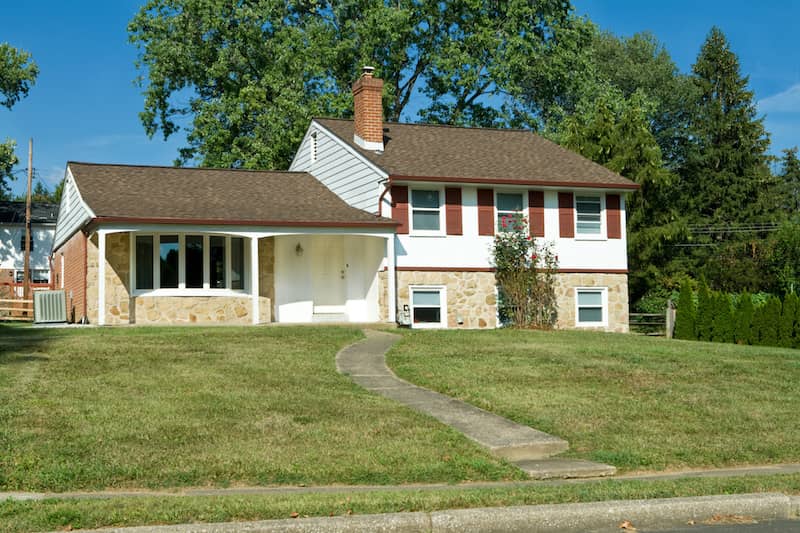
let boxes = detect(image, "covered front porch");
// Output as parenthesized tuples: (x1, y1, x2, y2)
(93, 225, 396, 326)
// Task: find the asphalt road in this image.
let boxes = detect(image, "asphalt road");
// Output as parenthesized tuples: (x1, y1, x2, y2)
(651, 519, 800, 532)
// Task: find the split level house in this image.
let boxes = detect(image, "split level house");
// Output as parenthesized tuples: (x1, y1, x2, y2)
(0, 201, 59, 298)
(52, 68, 638, 330)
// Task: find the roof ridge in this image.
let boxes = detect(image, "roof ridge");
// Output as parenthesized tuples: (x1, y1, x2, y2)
(68, 161, 307, 175)
(313, 117, 531, 134)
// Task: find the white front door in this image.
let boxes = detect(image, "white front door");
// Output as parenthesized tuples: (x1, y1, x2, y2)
(312, 235, 346, 309)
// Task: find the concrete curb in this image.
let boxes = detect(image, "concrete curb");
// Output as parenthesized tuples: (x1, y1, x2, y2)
(69, 493, 799, 533)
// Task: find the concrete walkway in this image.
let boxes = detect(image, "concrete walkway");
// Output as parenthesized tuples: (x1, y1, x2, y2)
(336, 330, 614, 479)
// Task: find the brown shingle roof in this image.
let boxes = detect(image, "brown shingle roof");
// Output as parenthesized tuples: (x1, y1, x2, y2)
(315, 118, 637, 189)
(68, 162, 395, 227)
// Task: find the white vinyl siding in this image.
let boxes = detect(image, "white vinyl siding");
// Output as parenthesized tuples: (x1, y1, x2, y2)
(289, 122, 386, 212)
(53, 169, 93, 250)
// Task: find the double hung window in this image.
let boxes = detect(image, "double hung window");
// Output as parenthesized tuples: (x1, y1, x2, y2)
(410, 287, 446, 328)
(410, 189, 442, 233)
(576, 288, 606, 326)
(496, 192, 524, 232)
(575, 195, 602, 235)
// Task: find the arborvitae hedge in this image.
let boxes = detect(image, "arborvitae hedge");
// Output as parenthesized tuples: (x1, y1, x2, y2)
(756, 297, 782, 347)
(674, 280, 696, 340)
(780, 293, 799, 348)
(734, 292, 754, 345)
(696, 281, 714, 342)
(670, 288, 799, 349)
(711, 293, 734, 343)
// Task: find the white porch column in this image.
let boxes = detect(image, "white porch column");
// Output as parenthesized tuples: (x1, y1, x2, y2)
(97, 230, 106, 326)
(386, 235, 396, 323)
(251, 236, 260, 325)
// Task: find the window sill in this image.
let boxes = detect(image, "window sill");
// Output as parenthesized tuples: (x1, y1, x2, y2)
(573, 235, 608, 241)
(575, 322, 607, 328)
(132, 289, 250, 298)
(408, 232, 447, 238)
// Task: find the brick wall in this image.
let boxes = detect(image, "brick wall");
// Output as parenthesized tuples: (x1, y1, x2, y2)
(54, 230, 87, 323)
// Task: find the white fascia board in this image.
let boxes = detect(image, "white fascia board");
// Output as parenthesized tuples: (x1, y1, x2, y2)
(94, 222, 395, 239)
(310, 120, 389, 180)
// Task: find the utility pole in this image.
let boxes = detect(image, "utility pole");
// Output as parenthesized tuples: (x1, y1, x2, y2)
(23, 138, 32, 301)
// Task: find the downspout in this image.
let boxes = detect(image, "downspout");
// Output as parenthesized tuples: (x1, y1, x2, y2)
(377, 177, 399, 324)
(377, 177, 392, 217)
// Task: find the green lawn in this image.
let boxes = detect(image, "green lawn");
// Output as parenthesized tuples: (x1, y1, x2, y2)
(0, 325, 520, 492)
(387, 329, 800, 472)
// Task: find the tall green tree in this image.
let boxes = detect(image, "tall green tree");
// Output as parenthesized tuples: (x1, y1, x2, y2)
(556, 87, 680, 301)
(128, 0, 578, 169)
(680, 27, 771, 225)
(696, 280, 714, 342)
(778, 147, 800, 215)
(0, 43, 38, 196)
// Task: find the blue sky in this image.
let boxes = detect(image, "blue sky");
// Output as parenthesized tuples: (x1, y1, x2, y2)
(2, 1, 798, 198)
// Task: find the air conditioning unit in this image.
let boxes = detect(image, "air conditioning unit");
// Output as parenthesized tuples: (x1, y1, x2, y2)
(34, 290, 67, 324)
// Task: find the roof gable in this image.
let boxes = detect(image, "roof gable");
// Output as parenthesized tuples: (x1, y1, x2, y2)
(314, 118, 637, 189)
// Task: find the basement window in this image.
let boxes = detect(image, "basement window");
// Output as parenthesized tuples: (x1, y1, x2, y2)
(576, 288, 607, 327)
(410, 286, 447, 328)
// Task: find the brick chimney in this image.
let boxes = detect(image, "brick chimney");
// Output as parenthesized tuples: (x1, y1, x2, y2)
(352, 66, 384, 152)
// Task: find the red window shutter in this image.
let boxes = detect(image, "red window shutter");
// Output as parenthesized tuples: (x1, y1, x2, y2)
(392, 185, 409, 234)
(528, 190, 545, 238)
(445, 187, 463, 235)
(558, 192, 574, 238)
(477, 188, 494, 236)
(606, 193, 621, 239)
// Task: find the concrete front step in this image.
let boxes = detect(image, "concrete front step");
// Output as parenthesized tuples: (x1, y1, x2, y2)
(515, 458, 617, 480)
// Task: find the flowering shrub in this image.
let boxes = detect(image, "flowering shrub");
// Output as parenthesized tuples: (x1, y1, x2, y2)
(491, 214, 559, 328)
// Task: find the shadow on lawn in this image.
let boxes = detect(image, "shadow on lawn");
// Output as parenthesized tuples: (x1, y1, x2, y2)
(0, 324, 54, 364)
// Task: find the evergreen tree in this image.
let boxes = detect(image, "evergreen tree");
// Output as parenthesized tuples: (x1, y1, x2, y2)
(673, 279, 696, 340)
(680, 27, 771, 225)
(696, 281, 714, 341)
(757, 297, 782, 346)
(778, 147, 800, 215)
(780, 293, 799, 348)
(711, 293, 734, 343)
(734, 291, 754, 344)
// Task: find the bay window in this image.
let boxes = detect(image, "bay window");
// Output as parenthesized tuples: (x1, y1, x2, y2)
(134, 234, 248, 293)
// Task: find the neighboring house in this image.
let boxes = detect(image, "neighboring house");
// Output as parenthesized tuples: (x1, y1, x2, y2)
(53, 68, 637, 330)
(0, 201, 59, 297)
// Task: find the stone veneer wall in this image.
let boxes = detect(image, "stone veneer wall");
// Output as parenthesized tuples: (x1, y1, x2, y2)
(134, 296, 260, 325)
(555, 273, 629, 333)
(395, 270, 497, 329)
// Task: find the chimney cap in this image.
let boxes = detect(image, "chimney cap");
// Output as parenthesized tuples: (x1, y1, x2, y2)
(361, 65, 375, 76)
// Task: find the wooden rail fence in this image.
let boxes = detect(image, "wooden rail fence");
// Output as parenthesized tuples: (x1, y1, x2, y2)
(0, 298, 34, 321)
